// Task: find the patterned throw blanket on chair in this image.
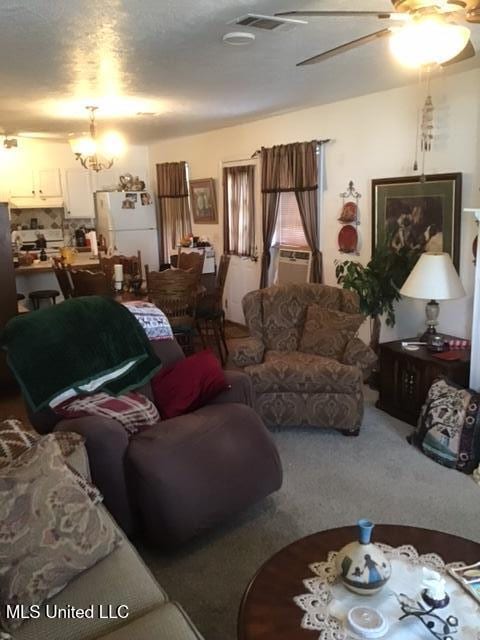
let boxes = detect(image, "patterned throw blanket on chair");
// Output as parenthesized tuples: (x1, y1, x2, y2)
(1, 296, 161, 412)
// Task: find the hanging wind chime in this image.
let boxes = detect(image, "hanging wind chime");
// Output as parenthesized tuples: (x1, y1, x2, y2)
(413, 71, 435, 180)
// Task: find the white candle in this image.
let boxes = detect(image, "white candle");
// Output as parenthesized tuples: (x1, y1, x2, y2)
(114, 263, 123, 280)
(87, 231, 98, 257)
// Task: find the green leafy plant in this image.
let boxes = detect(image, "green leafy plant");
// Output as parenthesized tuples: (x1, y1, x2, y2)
(335, 245, 419, 352)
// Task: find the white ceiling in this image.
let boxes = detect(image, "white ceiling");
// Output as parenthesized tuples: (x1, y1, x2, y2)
(0, 0, 478, 144)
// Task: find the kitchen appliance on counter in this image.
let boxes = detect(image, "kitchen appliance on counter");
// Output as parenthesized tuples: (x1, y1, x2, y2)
(12, 228, 64, 257)
(95, 191, 158, 273)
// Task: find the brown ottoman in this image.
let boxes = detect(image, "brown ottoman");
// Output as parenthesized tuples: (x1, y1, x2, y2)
(127, 402, 282, 546)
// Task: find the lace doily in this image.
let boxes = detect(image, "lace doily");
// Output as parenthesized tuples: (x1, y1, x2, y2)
(294, 544, 480, 640)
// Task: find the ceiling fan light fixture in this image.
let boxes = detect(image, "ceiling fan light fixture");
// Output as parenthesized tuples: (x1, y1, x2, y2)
(389, 17, 471, 68)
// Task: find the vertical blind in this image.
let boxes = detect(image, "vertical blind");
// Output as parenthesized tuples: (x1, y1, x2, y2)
(223, 165, 255, 257)
(276, 192, 308, 247)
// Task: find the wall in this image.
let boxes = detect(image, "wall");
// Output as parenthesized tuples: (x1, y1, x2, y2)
(149, 67, 480, 340)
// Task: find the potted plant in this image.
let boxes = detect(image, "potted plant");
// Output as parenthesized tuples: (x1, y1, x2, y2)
(335, 245, 419, 353)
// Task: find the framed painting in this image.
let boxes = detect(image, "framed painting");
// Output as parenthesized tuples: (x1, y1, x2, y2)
(372, 173, 462, 270)
(190, 178, 218, 224)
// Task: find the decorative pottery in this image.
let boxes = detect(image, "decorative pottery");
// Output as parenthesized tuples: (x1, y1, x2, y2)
(336, 519, 391, 595)
(339, 201, 358, 223)
(338, 224, 358, 253)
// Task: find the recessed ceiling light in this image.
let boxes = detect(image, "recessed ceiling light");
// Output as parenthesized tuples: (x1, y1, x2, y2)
(223, 32, 255, 46)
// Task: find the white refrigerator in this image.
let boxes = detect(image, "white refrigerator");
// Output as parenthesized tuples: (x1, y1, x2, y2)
(95, 191, 159, 273)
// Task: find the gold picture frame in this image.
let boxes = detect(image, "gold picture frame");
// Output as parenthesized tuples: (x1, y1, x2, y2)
(190, 178, 218, 224)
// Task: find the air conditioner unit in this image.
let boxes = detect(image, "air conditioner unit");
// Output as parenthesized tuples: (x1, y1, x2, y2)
(276, 246, 312, 284)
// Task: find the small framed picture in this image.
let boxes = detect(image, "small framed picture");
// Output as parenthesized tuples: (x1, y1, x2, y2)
(122, 193, 137, 209)
(449, 562, 480, 603)
(190, 178, 218, 224)
(140, 192, 152, 206)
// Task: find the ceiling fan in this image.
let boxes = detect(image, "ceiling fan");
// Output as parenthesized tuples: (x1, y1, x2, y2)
(276, 1, 479, 68)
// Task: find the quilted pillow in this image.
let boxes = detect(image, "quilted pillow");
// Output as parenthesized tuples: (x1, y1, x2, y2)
(0, 435, 121, 631)
(0, 418, 101, 504)
(122, 301, 173, 341)
(412, 377, 480, 473)
(151, 349, 229, 419)
(54, 391, 160, 435)
(299, 305, 365, 359)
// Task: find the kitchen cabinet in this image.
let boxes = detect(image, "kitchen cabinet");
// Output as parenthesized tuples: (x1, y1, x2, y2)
(37, 169, 62, 197)
(64, 169, 95, 218)
(9, 168, 62, 199)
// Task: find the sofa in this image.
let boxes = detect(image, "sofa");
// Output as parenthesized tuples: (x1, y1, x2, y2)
(232, 283, 377, 435)
(28, 338, 283, 546)
(14, 444, 204, 640)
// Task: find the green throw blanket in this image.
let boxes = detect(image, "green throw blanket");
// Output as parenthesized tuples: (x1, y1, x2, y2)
(1, 296, 162, 411)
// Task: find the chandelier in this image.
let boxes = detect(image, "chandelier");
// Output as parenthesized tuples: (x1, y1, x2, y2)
(69, 106, 125, 172)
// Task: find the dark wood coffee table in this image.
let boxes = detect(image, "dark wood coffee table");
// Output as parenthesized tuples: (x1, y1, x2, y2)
(238, 525, 480, 640)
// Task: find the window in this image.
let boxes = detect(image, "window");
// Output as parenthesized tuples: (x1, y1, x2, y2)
(275, 192, 308, 247)
(223, 164, 255, 257)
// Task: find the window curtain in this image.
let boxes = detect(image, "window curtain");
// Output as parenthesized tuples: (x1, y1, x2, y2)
(223, 165, 255, 257)
(156, 162, 192, 263)
(260, 141, 322, 287)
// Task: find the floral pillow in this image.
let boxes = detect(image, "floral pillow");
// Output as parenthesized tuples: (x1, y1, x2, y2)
(0, 435, 121, 631)
(0, 418, 101, 504)
(299, 306, 364, 360)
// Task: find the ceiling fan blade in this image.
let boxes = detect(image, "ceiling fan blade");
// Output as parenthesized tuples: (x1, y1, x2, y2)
(297, 28, 391, 66)
(276, 10, 397, 19)
(441, 39, 476, 66)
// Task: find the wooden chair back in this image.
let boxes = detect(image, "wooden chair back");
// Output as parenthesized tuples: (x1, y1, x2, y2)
(145, 265, 199, 328)
(52, 257, 74, 299)
(69, 269, 111, 297)
(99, 252, 142, 286)
(215, 254, 231, 299)
(178, 249, 205, 277)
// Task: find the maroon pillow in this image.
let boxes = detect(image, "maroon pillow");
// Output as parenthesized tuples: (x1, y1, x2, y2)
(151, 350, 228, 419)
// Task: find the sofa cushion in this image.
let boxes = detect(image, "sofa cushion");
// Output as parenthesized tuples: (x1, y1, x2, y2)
(245, 350, 363, 394)
(55, 392, 160, 436)
(0, 436, 121, 631)
(260, 284, 361, 352)
(299, 306, 364, 359)
(13, 512, 167, 640)
(151, 350, 228, 419)
(95, 603, 203, 640)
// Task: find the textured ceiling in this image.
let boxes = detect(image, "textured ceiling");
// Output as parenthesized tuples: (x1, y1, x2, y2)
(0, 0, 478, 143)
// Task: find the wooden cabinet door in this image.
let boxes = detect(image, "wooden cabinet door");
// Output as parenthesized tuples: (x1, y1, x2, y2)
(37, 168, 62, 197)
(64, 169, 95, 218)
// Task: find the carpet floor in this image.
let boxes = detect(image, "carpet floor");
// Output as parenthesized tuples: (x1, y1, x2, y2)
(137, 387, 479, 640)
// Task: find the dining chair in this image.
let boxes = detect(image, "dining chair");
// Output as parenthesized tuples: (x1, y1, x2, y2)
(52, 257, 75, 300)
(196, 254, 231, 365)
(177, 249, 205, 277)
(145, 265, 200, 355)
(69, 269, 111, 297)
(99, 251, 142, 288)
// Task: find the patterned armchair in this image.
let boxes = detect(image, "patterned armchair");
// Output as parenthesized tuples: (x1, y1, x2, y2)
(232, 283, 377, 435)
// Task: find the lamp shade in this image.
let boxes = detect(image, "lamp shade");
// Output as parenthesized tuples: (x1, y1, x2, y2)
(389, 18, 470, 68)
(400, 252, 465, 301)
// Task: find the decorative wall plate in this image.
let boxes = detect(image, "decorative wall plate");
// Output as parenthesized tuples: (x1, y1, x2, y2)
(338, 224, 358, 253)
(339, 201, 358, 223)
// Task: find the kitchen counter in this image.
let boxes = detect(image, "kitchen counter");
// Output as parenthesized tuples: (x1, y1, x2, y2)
(15, 253, 100, 275)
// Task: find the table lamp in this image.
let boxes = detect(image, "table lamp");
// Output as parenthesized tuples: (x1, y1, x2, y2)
(400, 252, 465, 340)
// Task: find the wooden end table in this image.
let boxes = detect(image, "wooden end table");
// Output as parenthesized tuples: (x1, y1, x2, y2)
(376, 337, 470, 426)
(238, 525, 480, 640)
